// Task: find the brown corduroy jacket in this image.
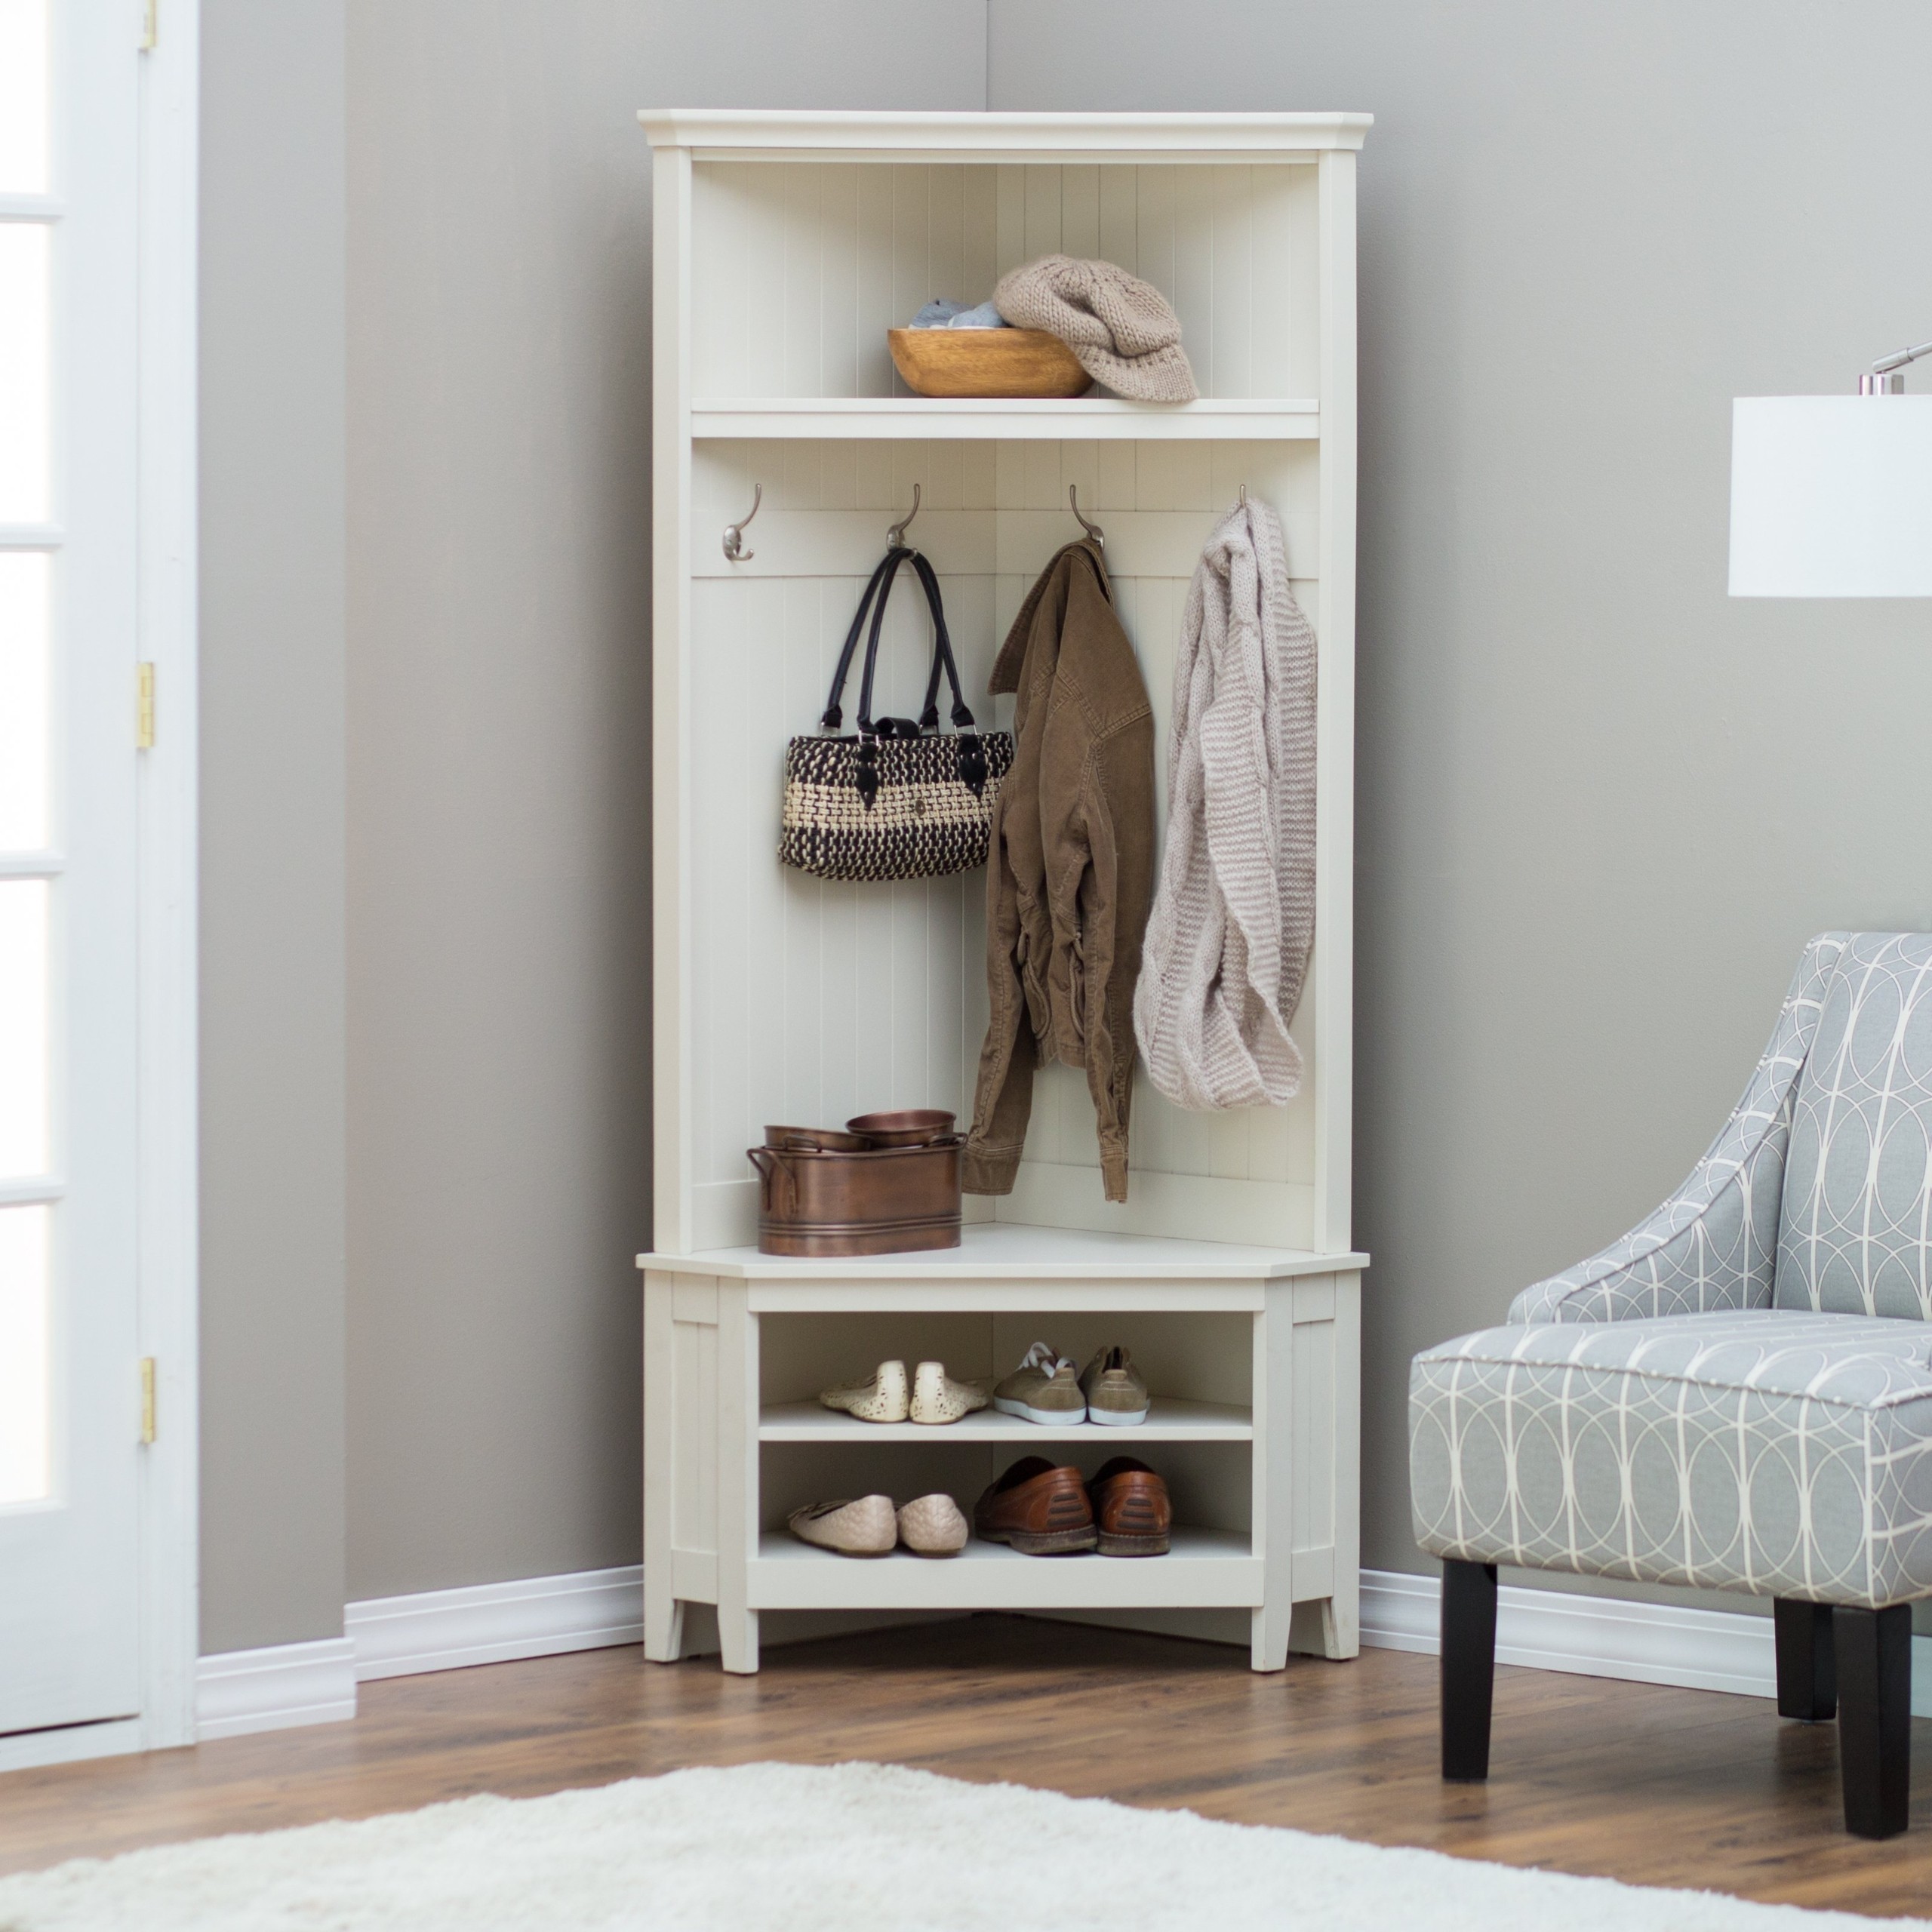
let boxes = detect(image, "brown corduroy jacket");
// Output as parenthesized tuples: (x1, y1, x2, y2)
(963, 540, 1155, 1203)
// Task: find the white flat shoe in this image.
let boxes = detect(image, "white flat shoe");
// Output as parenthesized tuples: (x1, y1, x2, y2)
(818, 1360, 909, 1424)
(896, 1493, 968, 1556)
(788, 1495, 897, 1556)
(909, 1361, 989, 1426)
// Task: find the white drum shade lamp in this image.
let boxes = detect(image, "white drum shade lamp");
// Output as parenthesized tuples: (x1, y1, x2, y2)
(1730, 341, 1932, 597)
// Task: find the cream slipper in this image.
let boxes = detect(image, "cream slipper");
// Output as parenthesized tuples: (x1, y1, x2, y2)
(909, 1360, 989, 1426)
(788, 1495, 897, 1556)
(896, 1493, 968, 1556)
(818, 1360, 909, 1423)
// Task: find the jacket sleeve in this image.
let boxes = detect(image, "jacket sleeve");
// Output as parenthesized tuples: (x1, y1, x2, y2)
(1061, 712, 1158, 1203)
(961, 792, 1036, 1195)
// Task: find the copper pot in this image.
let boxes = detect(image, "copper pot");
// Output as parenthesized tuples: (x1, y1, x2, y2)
(845, 1109, 956, 1149)
(764, 1124, 869, 1152)
(746, 1139, 961, 1257)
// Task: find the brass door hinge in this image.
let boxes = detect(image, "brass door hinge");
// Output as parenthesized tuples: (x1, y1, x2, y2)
(139, 1358, 157, 1444)
(140, 0, 157, 51)
(137, 663, 155, 748)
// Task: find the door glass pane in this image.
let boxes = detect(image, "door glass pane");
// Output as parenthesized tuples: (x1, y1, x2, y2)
(0, 881, 50, 1177)
(0, 1205, 51, 1505)
(0, 223, 53, 522)
(0, 553, 51, 850)
(0, 0, 49, 194)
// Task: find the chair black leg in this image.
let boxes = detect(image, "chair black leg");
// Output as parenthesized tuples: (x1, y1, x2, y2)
(1774, 1598, 1836, 1721)
(1441, 1559, 1498, 1783)
(1835, 1604, 1912, 1839)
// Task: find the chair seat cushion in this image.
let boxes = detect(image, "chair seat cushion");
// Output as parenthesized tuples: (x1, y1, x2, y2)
(1410, 1310, 1932, 1606)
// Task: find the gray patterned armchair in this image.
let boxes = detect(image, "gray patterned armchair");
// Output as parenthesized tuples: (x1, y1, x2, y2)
(1411, 932, 1932, 1838)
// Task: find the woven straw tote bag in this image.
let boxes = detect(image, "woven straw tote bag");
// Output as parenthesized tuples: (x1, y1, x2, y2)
(780, 548, 1013, 882)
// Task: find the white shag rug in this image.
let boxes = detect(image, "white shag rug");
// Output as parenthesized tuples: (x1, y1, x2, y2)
(0, 1759, 1915, 1932)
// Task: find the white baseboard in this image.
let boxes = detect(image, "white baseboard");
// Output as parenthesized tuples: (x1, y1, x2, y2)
(195, 1636, 358, 1742)
(1360, 1566, 1777, 1697)
(189, 1563, 1932, 1744)
(1361, 1565, 1932, 1716)
(193, 1567, 645, 1740)
(346, 1564, 643, 1681)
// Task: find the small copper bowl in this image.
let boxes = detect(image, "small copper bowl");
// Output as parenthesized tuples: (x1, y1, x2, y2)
(764, 1124, 869, 1153)
(846, 1109, 956, 1148)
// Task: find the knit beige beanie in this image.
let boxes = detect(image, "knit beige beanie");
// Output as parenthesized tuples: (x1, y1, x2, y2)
(993, 255, 1198, 404)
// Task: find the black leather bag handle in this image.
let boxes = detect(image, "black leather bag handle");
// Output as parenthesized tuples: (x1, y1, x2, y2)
(859, 551, 977, 738)
(819, 549, 977, 737)
(820, 552, 897, 733)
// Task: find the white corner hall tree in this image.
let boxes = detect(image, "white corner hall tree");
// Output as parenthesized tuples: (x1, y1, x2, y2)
(635, 109, 1369, 1675)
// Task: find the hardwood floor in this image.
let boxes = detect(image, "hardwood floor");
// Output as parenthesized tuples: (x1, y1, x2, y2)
(2, 1618, 1929, 1917)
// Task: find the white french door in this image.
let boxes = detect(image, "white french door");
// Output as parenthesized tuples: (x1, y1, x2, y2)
(0, 0, 145, 1737)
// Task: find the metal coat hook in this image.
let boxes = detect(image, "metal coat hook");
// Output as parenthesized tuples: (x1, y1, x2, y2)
(886, 484, 921, 549)
(1069, 483, 1105, 547)
(721, 484, 761, 562)
(1237, 482, 1247, 508)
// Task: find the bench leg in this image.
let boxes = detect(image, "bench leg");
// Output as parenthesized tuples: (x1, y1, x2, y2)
(1441, 1558, 1498, 1783)
(1835, 1604, 1911, 1839)
(1774, 1598, 1836, 1720)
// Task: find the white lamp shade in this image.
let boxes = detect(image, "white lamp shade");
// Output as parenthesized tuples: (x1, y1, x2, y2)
(1729, 394, 1932, 596)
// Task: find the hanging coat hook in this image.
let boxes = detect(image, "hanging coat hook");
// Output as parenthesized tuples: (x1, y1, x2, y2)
(1069, 483, 1105, 547)
(886, 483, 921, 550)
(721, 484, 762, 562)
(1238, 481, 1247, 508)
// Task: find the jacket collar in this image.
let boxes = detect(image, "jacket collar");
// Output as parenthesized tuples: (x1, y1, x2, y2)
(988, 539, 1112, 695)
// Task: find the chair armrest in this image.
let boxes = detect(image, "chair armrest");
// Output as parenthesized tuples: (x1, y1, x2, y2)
(1509, 934, 1847, 1325)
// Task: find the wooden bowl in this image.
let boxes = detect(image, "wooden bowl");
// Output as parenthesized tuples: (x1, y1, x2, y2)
(888, 328, 1088, 399)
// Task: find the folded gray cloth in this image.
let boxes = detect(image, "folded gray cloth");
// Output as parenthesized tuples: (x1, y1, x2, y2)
(910, 299, 966, 327)
(992, 255, 1197, 402)
(909, 298, 1008, 330)
(946, 300, 1007, 329)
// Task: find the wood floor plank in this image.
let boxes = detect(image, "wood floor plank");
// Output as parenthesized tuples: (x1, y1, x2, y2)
(1, 1619, 1927, 1917)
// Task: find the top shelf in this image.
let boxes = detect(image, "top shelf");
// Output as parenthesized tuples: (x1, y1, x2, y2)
(690, 398, 1321, 442)
(641, 109, 1372, 162)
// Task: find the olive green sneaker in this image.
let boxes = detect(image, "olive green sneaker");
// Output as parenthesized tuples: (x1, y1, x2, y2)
(1079, 1346, 1150, 1426)
(992, 1341, 1087, 1426)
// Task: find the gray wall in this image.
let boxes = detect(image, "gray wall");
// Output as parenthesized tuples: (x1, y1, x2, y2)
(198, 0, 348, 1652)
(989, 0, 1932, 1575)
(340, 1, 988, 1603)
(202, 0, 1932, 1644)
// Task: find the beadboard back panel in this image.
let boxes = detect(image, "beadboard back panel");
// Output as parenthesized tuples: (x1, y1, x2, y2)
(688, 438, 1324, 1250)
(690, 162, 1321, 403)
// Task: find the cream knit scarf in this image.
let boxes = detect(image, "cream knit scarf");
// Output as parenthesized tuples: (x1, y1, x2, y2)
(1134, 497, 1317, 1111)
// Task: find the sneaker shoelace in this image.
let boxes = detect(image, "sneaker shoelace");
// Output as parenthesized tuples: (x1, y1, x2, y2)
(1017, 1339, 1072, 1376)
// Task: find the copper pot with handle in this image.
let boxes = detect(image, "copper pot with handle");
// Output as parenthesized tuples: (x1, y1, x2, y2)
(746, 1113, 961, 1256)
(764, 1124, 870, 1152)
(844, 1109, 954, 1147)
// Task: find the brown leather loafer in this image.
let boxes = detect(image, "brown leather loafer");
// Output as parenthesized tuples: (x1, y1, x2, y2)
(974, 1456, 1097, 1555)
(1089, 1456, 1171, 1556)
